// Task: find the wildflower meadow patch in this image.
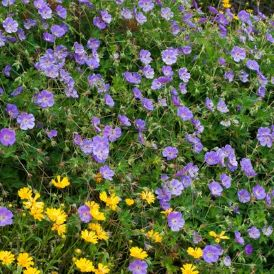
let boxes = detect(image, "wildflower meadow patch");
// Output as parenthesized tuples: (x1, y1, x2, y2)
(0, 0, 273, 273)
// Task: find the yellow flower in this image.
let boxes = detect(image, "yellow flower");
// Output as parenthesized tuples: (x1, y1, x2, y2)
(181, 263, 199, 274)
(81, 229, 98, 244)
(0, 251, 15, 265)
(140, 190, 155, 204)
(23, 267, 41, 274)
(209, 231, 229, 243)
(129, 247, 148, 260)
(23, 193, 41, 209)
(86, 201, 105, 221)
(222, 0, 231, 8)
(146, 230, 162, 243)
(46, 208, 67, 224)
(30, 202, 44, 221)
(125, 198, 135, 206)
(51, 175, 70, 189)
(94, 263, 110, 274)
(17, 252, 34, 268)
(18, 187, 33, 200)
(89, 223, 109, 241)
(187, 247, 203, 259)
(75, 258, 95, 273)
(52, 223, 67, 236)
(100, 191, 120, 211)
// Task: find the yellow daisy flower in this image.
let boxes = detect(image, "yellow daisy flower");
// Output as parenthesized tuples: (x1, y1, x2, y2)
(125, 198, 135, 206)
(85, 201, 105, 221)
(51, 175, 70, 189)
(18, 187, 33, 200)
(23, 267, 41, 274)
(94, 263, 110, 274)
(146, 230, 163, 243)
(17, 252, 34, 268)
(46, 208, 67, 224)
(0, 250, 15, 265)
(89, 223, 109, 241)
(75, 258, 95, 273)
(81, 229, 98, 244)
(181, 263, 199, 274)
(187, 247, 203, 259)
(129, 247, 148, 260)
(140, 190, 155, 204)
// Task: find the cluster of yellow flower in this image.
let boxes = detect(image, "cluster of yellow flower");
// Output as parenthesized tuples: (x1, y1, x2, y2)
(85, 201, 105, 221)
(18, 187, 44, 221)
(0, 251, 40, 274)
(46, 207, 68, 236)
(99, 191, 120, 211)
(81, 223, 109, 244)
(74, 258, 110, 274)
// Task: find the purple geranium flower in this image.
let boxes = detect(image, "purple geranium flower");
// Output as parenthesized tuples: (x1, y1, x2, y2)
(34, 90, 54, 108)
(139, 49, 152, 65)
(162, 146, 178, 160)
(220, 173, 231, 189)
(167, 211, 185, 231)
(138, 0, 154, 13)
(262, 225, 273, 237)
(99, 165, 114, 180)
(231, 46, 246, 62)
(204, 151, 219, 166)
(208, 181, 223, 196)
(6, 104, 19, 119)
(0, 207, 13, 226)
(240, 158, 256, 177)
(78, 205, 92, 223)
(238, 189, 251, 203)
(234, 231, 245, 245)
(178, 67, 190, 82)
(177, 106, 193, 121)
(244, 244, 253, 255)
(17, 113, 35, 130)
(46, 129, 58, 139)
(257, 127, 272, 147)
(128, 260, 148, 274)
(2, 17, 18, 33)
(123, 72, 142, 84)
(161, 47, 178, 65)
(252, 185, 266, 200)
(51, 24, 67, 38)
(217, 99, 229, 113)
(0, 128, 16, 146)
(248, 226, 260, 239)
(246, 59, 260, 72)
(203, 245, 223, 263)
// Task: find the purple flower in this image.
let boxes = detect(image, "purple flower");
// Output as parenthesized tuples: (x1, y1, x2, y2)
(80, 138, 93, 154)
(135, 119, 146, 132)
(231, 46, 246, 62)
(99, 165, 114, 180)
(244, 244, 253, 255)
(167, 211, 185, 231)
(91, 116, 101, 133)
(219, 173, 231, 189)
(51, 24, 67, 38)
(11, 85, 24, 97)
(167, 179, 184, 196)
(56, 5, 67, 19)
(203, 245, 223, 263)
(3, 64, 12, 77)
(161, 7, 173, 20)
(91, 136, 109, 163)
(224, 70, 234, 82)
(240, 158, 256, 177)
(257, 86, 266, 98)
(6, 103, 19, 119)
(139, 49, 152, 65)
(138, 0, 154, 13)
(104, 94, 115, 107)
(87, 38, 100, 51)
(142, 65, 154, 79)
(128, 260, 148, 274)
(246, 59, 260, 72)
(78, 205, 92, 223)
(2, 0, 15, 6)
(205, 97, 214, 111)
(252, 185, 266, 200)
(204, 151, 219, 165)
(177, 106, 193, 121)
(178, 67, 190, 82)
(34, 90, 54, 108)
(0, 207, 13, 226)
(193, 231, 203, 244)
(135, 11, 147, 24)
(141, 98, 154, 111)
(118, 115, 131, 127)
(234, 231, 245, 245)
(162, 66, 173, 77)
(161, 47, 178, 65)
(238, 10, 251, 24)
(248, 226, 260, 239)
(123, 72, 142, 84)
(101, 10, 112, 24)
(217, 99, 229, 113)
(162, 146, 178, 160)
(208, 181, 223, 197)
(93, 16, 107, 30)
(2, 17, 18, 33)
(103, 126, 121, 142)
(0, 128, 16, 146)
(238, 189, 251, 203)
(223, 256, 231, 267)
(17, 113, 35, 130)
(46, 129, 57, 139)
(257, 127, 272, 147)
